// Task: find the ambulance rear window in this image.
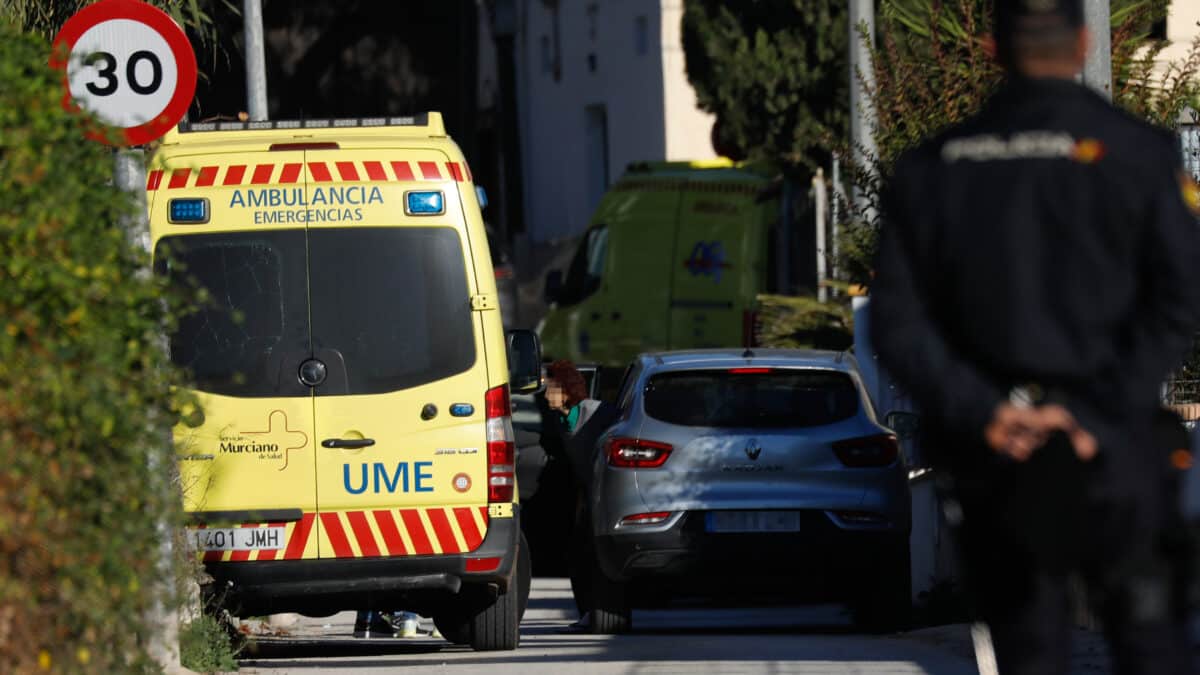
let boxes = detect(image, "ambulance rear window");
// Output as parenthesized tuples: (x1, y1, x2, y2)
(308, 227, 475, 395)
(155, 230, 311, 398)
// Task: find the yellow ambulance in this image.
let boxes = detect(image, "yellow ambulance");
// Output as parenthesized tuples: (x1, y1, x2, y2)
(149, 113, 539, 650)
(539, 159, 778, 369)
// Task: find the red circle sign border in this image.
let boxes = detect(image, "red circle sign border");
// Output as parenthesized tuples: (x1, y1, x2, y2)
(50, 0, 197, 146)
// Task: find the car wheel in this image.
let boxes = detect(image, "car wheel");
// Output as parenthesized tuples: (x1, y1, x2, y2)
(587, 553, 631, 634)
(433, 614, 471, 645)
(468, 575, 522, 650)
(851, 537, 912, 633)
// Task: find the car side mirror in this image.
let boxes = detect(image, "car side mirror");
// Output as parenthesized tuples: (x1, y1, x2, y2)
(506, 329, 542, 394)
(544, 269, 563, 305)
(885, 411, 920, 440)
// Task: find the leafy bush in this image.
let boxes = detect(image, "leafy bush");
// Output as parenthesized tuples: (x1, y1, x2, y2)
(0, 22, 187, 674)
(179, 615, 239, 673)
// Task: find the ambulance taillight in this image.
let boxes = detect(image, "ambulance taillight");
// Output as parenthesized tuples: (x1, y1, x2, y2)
(485, 385, 515, 503)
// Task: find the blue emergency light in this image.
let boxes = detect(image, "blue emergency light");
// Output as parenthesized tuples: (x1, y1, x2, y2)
(168, 198, 210, 224)
(405, 191, 444, 216)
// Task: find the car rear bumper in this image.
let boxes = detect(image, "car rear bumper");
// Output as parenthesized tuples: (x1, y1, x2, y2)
(203, 508, 520, 617)
(594, 509, 907, 599)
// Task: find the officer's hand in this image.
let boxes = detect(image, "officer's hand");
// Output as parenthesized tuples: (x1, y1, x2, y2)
(984, 403, 1098, 462)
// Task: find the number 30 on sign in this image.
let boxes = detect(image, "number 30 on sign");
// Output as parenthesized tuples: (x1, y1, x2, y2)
(50, 0, 197, 146)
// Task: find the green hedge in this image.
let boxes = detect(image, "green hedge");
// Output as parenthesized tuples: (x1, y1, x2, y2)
(0, 23, 186, 674)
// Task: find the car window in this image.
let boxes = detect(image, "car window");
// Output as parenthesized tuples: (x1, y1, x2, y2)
(643, 369, 859, 428)
(155, 230, 311, 398)
(557, 225, 607, 305)
(308, 227, 475, 395)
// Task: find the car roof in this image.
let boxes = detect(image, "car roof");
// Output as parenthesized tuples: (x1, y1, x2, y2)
(637, 348, 858, 373)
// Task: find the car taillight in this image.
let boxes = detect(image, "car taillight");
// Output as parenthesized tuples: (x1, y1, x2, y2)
(606, 437, 673, 469)
(485, 385, 515, 502)
(833, 433, 899, 468)
(619, 512, 672, 527)
(494, 266, 514, 280)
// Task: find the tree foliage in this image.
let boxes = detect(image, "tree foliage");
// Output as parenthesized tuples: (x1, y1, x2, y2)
(836, 0, 1200, 287)
(0, 0, 229, 47)
(0, 23, 187, 674)
(682, 0, 849, 170)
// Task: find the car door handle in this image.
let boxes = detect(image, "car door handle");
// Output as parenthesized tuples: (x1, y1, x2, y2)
(321, 438, 376, 449)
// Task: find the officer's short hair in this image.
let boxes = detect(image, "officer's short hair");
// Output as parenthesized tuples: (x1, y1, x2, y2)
(993, 0, 1085, 68)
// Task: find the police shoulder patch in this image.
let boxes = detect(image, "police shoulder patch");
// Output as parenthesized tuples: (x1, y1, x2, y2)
(1181, 172, 1200, 217)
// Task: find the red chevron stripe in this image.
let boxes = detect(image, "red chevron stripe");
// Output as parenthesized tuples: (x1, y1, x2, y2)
(223, 165, 247, 186)
(372, 510, 407, 556)
(346, 511, 380, 558)
(251, 164, 273, 184)
(426, 508, 460, 553)
(364, 161, 387, 182)
(419, 161, 441, 180)
(283, 512, 315, 560)
(203, 550, 223, 562)
(465, 163, 473, 182)
(453, 507, 483, 551)
(228, 522, 254, 562)
(446, 163, 464, 182)
(478, 506, 489, 525)
(336, 161, 360, 181)
(391, 161, 415, 181)
(279, 163, 302, 184)
(168, 168, 190, 189)
(320, 512, 354, 558)
(309, 162, 333, 182)
(400, 509, 434, 555)
(196, 166, 219, 187)
(146, 170, 163, 191)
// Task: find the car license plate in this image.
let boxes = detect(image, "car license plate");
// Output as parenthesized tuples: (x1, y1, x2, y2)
(705, 511, 801, 533)
(188, 526, 286, 551)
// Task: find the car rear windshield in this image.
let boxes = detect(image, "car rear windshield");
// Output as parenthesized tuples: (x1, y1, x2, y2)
(643, 369, 859, 428)
(155, 227, 475, 398)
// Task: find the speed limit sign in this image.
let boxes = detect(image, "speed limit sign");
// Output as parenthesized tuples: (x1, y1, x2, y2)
(50, 0, 197, 146)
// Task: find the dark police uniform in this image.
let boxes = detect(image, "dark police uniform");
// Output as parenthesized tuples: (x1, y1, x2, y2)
(869, 3, 1200, 672)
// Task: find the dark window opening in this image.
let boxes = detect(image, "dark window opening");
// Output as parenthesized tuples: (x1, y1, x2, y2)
(556, 224, 608, 306)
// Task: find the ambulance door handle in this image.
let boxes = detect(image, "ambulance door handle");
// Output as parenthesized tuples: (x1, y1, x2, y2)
(590, 312, 601, 321)
(611, 312, 622, 321)
(321, 438, 376, 449)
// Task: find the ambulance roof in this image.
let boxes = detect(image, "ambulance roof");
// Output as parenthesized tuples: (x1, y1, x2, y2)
(156, 112, 451, 153)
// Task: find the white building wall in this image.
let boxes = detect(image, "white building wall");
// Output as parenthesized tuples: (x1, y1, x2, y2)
(495, 0, 718, 243)
(661, 1, 718, 161)
(1158, 2, 1200, 80)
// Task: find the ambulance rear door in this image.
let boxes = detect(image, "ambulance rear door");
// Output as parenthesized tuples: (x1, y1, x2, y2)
(153, 150, 320, 563)
(305, 149, 492, 560)
(667, 178, 765, 350)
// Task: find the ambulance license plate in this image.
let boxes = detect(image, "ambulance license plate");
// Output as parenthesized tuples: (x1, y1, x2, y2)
(705, 511, 801, 533)
(189, 527, 286, 551)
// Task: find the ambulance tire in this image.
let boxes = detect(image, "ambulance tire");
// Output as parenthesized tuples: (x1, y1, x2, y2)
(517, 531, 532, 621)
(468, 583, 520, 651)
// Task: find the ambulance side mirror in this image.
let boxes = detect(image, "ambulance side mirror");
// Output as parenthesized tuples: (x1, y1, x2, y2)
(544, 269, 563, 305)
(507, 329, 542, 394)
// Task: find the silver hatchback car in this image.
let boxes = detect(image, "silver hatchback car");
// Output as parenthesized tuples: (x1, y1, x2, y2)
(574, 349, 912, 633)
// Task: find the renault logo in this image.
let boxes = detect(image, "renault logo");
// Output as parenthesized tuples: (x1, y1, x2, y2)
(745, 439, 762, 461)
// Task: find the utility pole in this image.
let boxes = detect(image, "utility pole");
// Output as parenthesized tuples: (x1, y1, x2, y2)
(244, 0, 269, 120)
(1082, 0, 1112, 100)
(848, 0, 878, 219)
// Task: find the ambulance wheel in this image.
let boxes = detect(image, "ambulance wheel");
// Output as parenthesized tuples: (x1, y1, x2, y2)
(433, 614, 471, 645)
(468, 583, 520, 651)
(517, 531, 532, 621)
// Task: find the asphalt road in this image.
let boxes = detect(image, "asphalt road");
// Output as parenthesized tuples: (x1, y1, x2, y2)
(233, 578, 1004, 674)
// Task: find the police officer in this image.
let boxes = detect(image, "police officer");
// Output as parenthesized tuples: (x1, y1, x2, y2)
(869, 0, 1200, 672)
